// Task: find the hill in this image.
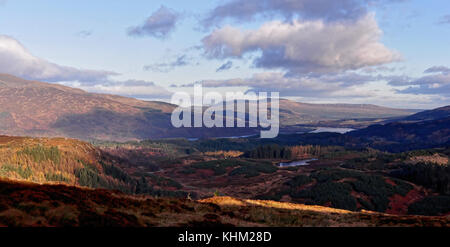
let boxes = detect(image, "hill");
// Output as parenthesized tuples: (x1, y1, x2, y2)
(0, 74, 259, 141)
(277, 99, 416, 127)
(0, 135, 134, 190)
(0, 74, 416, 141)
(401, 105, 450, 122)
(348, 117, 450, 152)
(0, 135, 191, 197)
(0, 179, 447, 227)
(0, 134, 449, 220)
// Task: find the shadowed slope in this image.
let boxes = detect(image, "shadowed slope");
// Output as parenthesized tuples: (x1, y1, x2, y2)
(0, 74, 418, 141)
(0, 180, 448, 227)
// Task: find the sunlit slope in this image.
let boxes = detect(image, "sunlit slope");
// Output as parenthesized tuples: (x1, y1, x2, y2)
(0, 180, 448, 227)
(0, 74, 417, 140)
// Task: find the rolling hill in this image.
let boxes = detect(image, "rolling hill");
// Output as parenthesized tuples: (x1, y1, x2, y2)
(348, 117, 450, 152)
(277, 99, 417, 127)
(0, 74, 256, 141)
(401, 105, 450, 122)
(0, 73, 417, 141)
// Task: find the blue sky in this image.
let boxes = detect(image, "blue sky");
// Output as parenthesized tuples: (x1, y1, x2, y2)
(0, 0, 449, 109)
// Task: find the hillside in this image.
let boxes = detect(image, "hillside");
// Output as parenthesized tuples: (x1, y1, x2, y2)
(401, 105, 450, 122)
(0, 135, 134, 190)
(0, 133, 449, 222)
(0, 74, 416, 141)
(348, 117, 450, 152)
(0, 179, 447, 227)
(0, 135, 192, 198)
(277, 99, 416, 127)
(0, 74, 178, 140)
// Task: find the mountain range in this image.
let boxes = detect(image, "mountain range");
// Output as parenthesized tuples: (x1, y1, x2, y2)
(0, 74, 418, 141)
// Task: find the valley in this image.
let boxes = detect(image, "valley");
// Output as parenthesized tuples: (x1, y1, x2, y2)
(0, 74, 448, 227)
(0, 115, 449, 227)
(0, 74, 418, 141)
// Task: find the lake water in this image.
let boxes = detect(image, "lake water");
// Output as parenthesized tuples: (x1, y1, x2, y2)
(310, 127, 355, 134)
(278, 158, 318, 167)
(186, 127, 354, 141)
(186, 134, 257, 141)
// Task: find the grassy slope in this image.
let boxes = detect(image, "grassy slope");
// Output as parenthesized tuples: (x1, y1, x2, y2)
(0, 179, 448, 227)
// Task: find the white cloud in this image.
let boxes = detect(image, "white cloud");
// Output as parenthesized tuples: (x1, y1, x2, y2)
(0, 35, 117, 82)
(0, 35, 172, 100)
(201, 0, 406, 28)
(202, 14, 400, 75)
(178, 72, 442, 108)
(388, 66, 450, 96)
(62, 80, 172, 100)
(181, 71, 381, 97)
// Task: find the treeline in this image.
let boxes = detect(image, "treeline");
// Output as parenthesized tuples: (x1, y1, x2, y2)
(74, 160, 190, 198)
(259, 168, 413, 212)
(244, 144, 292, 159)
(244, 144, 336, 159)
(391, 162, 450, 195)
(0, 144, 70, 183)
(17, 145, 61, 164)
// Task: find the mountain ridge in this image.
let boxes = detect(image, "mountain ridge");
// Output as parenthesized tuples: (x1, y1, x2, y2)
(0, 73, 422, 141)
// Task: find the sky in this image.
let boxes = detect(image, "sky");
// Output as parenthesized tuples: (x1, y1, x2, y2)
(0, 0, 449, 109)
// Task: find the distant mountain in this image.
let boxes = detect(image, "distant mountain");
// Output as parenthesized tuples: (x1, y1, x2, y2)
(0, 74, 417, 141)
(401, 105, 450, 122)
(348, 117, 450, 152)
(0, 74, 256, 141)
(278, 99, 416, 126)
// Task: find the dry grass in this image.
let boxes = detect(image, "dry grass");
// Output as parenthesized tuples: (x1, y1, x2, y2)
(201, 196, 354, 214)
(409, 154, 449, 165)
(0, 178, 448, 227)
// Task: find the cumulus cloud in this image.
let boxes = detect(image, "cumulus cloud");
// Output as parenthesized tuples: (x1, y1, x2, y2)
(202, 14, 399, 75)
(0, 35, 118, 82)
(389, 66, 450, 96)
(179, 71, 381, 97)
(0, 35, 171, 100)
(127, 5, 180, 39)
(176, 71, 444, 108)
(201, 0, 405, 28)
(143, 55, 190, 73)
(62, 79, 172, 99)
(216, 61, 233, 72)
